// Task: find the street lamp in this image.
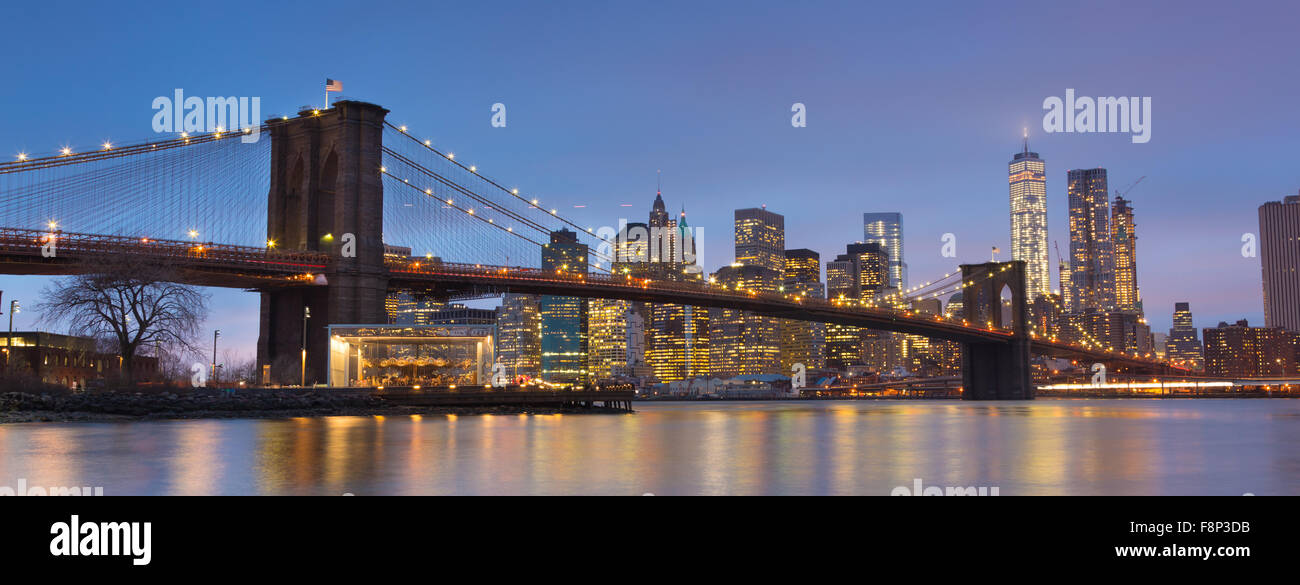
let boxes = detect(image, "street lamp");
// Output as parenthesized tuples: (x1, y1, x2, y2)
(211, 330, 221, 387)
(301, 306, 311, 386)
(6, 299, 18, 373)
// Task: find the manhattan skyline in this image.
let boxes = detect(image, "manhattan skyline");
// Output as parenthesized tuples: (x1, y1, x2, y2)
(2, 1, 1297, 360)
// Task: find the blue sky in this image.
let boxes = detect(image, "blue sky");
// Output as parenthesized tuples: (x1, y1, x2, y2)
(2, 0, 1298, 360)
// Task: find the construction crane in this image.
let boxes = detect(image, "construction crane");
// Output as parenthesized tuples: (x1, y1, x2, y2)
(1115, 176, 1145, 200)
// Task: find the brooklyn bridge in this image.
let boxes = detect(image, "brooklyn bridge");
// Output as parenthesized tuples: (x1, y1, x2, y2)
(0, 101, 1187, 399)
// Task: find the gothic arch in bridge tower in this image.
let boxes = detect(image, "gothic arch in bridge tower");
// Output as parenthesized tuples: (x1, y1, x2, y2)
(999, 283, 1016, 330)
(959, 261, 1033, 400)
(258, 101, 391, 386)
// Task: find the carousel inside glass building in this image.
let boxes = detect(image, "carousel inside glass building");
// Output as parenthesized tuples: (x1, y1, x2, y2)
(327, 325, 496, 388)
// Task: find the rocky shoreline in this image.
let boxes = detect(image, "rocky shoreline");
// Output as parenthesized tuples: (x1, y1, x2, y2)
(0, 391, 631, 424)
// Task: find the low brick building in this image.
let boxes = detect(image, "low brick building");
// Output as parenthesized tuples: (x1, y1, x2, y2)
(0, 331, 158, 389)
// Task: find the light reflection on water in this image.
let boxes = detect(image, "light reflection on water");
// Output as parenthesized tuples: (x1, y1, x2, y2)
(1, 399, 1296, 495)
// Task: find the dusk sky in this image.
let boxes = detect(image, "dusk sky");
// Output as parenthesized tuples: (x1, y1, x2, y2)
(3, 0, 1298, 361)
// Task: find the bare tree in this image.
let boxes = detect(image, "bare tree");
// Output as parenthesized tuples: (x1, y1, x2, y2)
(220, 348, 257, 385)
(38, 254, 209, 384)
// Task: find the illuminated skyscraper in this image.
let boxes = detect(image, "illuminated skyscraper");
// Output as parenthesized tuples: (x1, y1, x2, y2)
(824, 242, 889, 370)
(588, 298, 634, 379)
(1259, 193, 1300, 331)
(709, 264, 782, 377)
(863, 212, 905, 290)
(388, 294, 447, 325)
(649, 303, 709, 381)
(783, 248, 821, 286)
(642, 187, 708, 381)
(1111, 196, 1141, 314)
(734, 207, 785, 271)
(1165, 302, 1204, 370)
(1066, 168, 1115, 312)
(781, 249, 825, 371)
(539, 229, 588, 383)
(1009, 139, 1050, 300)
(497, 294, 541, 379)
(700, 207, 784, 377)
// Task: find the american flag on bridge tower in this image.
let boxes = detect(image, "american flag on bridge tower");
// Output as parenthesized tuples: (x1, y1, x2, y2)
(325, 79, 343, 92)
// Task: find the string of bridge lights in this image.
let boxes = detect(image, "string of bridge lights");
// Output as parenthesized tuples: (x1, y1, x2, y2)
(379, 167, 613, 274)
(384, 122, 618, 249)
(379, 146, 617, 267)
(2, 125, 266, 176)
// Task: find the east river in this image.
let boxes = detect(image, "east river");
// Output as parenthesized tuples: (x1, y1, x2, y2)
(2, 399, 1296, 495)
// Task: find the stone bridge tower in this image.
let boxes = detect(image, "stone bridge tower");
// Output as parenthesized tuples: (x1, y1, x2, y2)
(959, 260, 1033, 400)
(257, 101, 390, 385)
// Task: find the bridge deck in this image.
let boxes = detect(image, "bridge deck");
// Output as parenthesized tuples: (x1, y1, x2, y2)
(0, 227, 1186, 373)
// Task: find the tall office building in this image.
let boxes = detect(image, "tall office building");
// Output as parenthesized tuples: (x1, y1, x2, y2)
(825, 242, 890, 370)
(539, 229, 588, 383)
(1059, 310, 1147, 354)
(709, 264, 782, 377)
(1066, 168, 1116, 312)
(649, 303, 709, 381)
(609, 221, 653, 379)
(643, 188, 708, 381)
(1259, 193, 1300, 331)
(905, 299, 961, 376)
(863, 213, 906, 290)
(1009, 140, 1050, 300)
(702, 207, 784, 377)
(1165, 302, 1204, 370)
(588, 298, 635, 379)
(781, 249, 826, 371)
(1111, 196, 1141, 314)
(1058, 252, 1073, 313)
(388, 294, 447, 325)
(497, 294, 541, 379)
(734, 207, 785, 271)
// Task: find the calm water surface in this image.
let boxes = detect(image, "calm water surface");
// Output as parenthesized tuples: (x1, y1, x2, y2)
(2, 400, 1297, 495)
